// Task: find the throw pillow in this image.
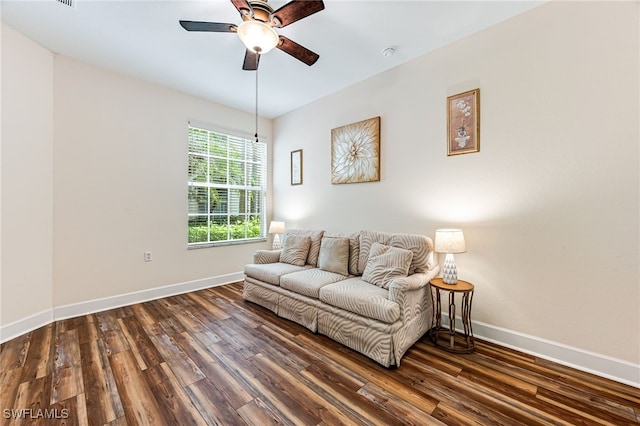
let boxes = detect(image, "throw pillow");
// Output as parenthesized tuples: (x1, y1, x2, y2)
(283, 229, 325, 267)
(280, 234, 312, 266)
(324, 231, 360, 275)
(362, 242, 413, 289)
(318, 237, 350, 276)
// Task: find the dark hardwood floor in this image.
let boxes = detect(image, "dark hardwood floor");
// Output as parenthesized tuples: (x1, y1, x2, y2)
(1, 281, 638, 425)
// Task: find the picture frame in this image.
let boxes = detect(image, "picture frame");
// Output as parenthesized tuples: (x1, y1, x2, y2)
(291, 149, 302, 185)
(447, 88, 480, 156)
(331, 116, 380, 184)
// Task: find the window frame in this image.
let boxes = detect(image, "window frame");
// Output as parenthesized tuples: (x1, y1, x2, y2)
(187, 123, 267, 248)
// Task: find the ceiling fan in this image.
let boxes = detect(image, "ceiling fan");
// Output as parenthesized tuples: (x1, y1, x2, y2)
(180, 0, 325, 71)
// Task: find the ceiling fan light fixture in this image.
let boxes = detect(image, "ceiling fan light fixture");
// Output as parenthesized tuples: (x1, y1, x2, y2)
(237, 20, 279, 54)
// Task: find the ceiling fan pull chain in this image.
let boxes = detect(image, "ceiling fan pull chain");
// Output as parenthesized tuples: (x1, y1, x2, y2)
(255, 65, 259, 143)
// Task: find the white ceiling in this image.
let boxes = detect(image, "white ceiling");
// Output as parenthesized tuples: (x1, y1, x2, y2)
(1, 0, 545, 118)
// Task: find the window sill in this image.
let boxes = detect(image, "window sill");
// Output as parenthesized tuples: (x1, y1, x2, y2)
(188, 238, 267, 250)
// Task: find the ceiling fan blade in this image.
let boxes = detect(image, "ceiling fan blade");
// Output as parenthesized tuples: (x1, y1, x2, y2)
(270, 0, 324, 28)
(277, 36, 319, 66)
(230, 0, 253, 18)
(242, 50, 260, 71)
(179, 21, 237, 33)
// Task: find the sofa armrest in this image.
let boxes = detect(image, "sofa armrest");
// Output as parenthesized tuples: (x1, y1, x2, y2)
(253, 249, 282, 264)
(388, 267, 440, 322)
(388, 273, 430, 292)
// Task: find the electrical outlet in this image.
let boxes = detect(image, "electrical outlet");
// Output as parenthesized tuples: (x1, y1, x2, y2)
(144, 251, 152, 262)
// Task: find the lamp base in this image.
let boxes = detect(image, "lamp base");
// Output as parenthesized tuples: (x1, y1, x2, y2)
(272, 234, 281, 250)
(442, 253, 458, 284)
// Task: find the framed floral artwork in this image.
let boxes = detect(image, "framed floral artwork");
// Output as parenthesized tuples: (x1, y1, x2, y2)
(447, 88, 480, 156)
(331, 116, 380, 184)
(291, 149, 302, 185)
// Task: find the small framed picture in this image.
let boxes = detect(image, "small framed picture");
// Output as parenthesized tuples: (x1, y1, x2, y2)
(291, 149, 302, 185)
(447, 88, 480, 156)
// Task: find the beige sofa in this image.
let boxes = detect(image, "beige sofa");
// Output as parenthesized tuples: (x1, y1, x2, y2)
(243, 229, 440, 367)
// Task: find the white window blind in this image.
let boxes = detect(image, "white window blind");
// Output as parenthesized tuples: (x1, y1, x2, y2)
(188, 125, 267, 247)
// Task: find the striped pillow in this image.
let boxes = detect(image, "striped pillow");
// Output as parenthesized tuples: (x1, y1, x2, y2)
(280, 235, 312, 266)
(362, 242, 413, 289)
(283, 229, 325, 266)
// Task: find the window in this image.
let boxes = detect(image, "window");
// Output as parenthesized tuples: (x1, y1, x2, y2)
(188, 125, 267, 247)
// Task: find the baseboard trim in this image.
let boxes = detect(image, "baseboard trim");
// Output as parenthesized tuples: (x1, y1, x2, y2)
(0, 272, 244, 344)
(442, 314, 640, 388)
(0, 308, 54, 344)
(55, 272, 244, 320)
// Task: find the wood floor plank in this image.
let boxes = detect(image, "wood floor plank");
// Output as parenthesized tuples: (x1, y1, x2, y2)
(144, 323, 205, 387)
(106, 416, 130, 426)
(195, 349, 257, 410)
(412, 343, 624, 424)
(1, 281, 638, 426)
(11, 375, 51, 426)
(80, 338, 124, 425)
(439, 339, 640, 423)
(236, 397, 284, 426)
(535, 357, 640, 406)
(301, 361, 411, 426)
(76, 314, 100, 345)
(143, 362, 208, 426)
(51, 328, 84, 404)
(186, 292, 232, 322)
(0, 333, 30, 372)
(118, 316, 163, 371)
(357, 381, 444, 425)
(19, 324, 53, 382)
(253, 352, 352, 425)
(172, 310, 221, 347)
(184, 377, 247, 425)
(49, 394, 82, 426)
(0, 366, 24, 417)
(296, 331, 441, 412)
(130, 304, 158, 327)
(76, 392, 89, 426)
(536, 386, 639, 425)
(402, 355, 566, 426)
(109, 350, 168, 426)
(214, 348, 322, 425)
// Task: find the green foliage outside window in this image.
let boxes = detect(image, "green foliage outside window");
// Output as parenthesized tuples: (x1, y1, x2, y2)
(188, 216, 262, 243)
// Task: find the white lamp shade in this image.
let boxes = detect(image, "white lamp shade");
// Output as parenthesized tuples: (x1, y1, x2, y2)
(268, 221, 285, 234)
(434, 229, 467, 254)
(237, 20, 279, 54)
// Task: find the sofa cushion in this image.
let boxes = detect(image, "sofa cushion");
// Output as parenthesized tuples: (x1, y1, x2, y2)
(319, 278, 401, 324)
(362, 242, 413, 289)
(244, 262, 309, 286)
(358, 230, 433, 275)
(318, 237, 350, 276)
(283, 229, 325, 266)
(280, 234, 311, 266)
(325, 231, 360, 275)
(281, 268, 346, 299)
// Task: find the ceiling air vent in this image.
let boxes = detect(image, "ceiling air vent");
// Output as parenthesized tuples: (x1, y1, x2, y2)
(55, 0, 75, 8)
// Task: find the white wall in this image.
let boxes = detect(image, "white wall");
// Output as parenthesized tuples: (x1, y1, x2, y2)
(273, 1, 639, 379)
(1, 25, 54, 333)
(0, 23, 272, 333)
(52, 55, 271, 308)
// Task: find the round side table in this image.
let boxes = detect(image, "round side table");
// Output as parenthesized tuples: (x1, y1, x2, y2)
(429, 278, 475, 353)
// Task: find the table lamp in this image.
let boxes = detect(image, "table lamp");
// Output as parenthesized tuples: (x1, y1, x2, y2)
(268, 221, 285, 250)
(434, 229, 467, 284)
